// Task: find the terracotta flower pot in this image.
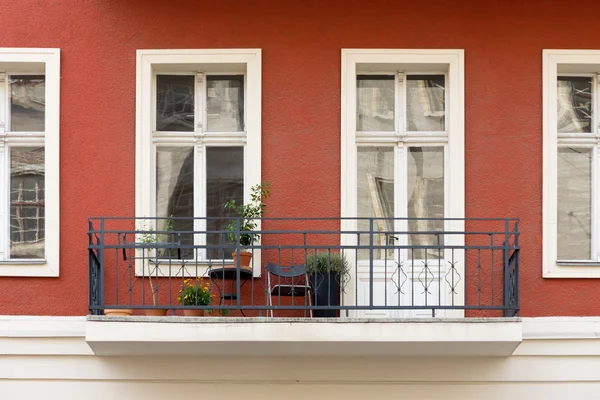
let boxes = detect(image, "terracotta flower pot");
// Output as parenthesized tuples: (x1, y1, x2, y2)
(144, 308, 168, 316)
(104, 309, 133, 316)
(183, 309, 204, 317)
(232, 251, 253, 271)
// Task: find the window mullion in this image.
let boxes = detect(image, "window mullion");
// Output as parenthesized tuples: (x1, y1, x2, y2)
(195, 72, 204, 134)
(396, 72, 405, 136)
(194, 141, 207, 261)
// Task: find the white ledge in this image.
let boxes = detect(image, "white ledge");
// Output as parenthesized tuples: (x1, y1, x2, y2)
(85, 317, 522, 357)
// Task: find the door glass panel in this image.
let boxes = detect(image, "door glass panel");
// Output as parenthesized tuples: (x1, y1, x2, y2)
(357, 147, 394, 260)
(557, 77, 592, 134)
(406, 75, 445, 132)
(206, 147, 244, 259)
(557, 147, 592, 260)
(156, 75, 195, 132)
(206, 76, 244, 132)
(357, 76, 395, 131)
(156, 147, 194, 258)
(10, 147, 45, 259)
(407, 147, 444, 259)
(10, 76, 45, 132)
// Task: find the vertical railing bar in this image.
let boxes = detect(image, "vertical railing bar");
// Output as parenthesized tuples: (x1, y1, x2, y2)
(451, 248, 455, 307)
(513, 221, 521, 317)
(98, 218, 105, 313)
(236, 217, 241, 310)
(503, 218, 510, 316)
(384, 230, 388, 307)
(490, 233, 494, 307)
(411, 247, 415, 307)
(477, 247, 481, 307)
(277, 245, 282, 308)
(437, 233, 441, 318)
(355, 232, 359, 308)
(369, 218, 374, 308)
(303, 232, 308, 317)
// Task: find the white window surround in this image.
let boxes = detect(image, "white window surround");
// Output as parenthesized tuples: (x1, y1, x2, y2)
(340, 49, 465, 309)
(136, 49, 262, 277)
(0, 48, 60, 277)
(543, 50, 600, 278)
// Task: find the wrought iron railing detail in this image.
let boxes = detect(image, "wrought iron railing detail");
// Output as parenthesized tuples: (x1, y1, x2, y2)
(88, 217, 520, 318)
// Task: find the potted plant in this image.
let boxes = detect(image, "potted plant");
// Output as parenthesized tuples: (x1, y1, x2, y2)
(306, 251, 349, 318)
(138, 217, 174, 316)
(177, 278, 212, 316)
(224, 182, 270, 271)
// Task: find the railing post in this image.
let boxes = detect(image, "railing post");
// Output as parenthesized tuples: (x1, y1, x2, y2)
(236, 216, 241, 309)
(98, 218, 105, 314)
(88, 220, 96, 315)
(502, 219, 510, 317)
(513, 221, 520, 317)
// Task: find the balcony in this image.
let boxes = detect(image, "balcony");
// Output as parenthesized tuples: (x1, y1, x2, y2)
(86, 217, 521, 356)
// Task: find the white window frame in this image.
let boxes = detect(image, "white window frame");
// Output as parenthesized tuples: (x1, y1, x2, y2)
(543, 50, 600, 278)
(136, 49, 262, 277)
(340, 49, 465, 310)
(0, 48, 60, 277)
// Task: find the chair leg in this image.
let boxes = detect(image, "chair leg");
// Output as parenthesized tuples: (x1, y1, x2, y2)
(308, 287, 313, 318)
(267, 273, 273, 318)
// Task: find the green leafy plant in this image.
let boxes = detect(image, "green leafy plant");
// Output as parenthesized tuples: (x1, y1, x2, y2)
(224, 182, 271, 246)
(177, 278, 212, 306)
(305, 251, 350, 275)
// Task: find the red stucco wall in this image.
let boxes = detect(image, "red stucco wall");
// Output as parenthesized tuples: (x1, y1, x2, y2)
(0, 0, 597, 316)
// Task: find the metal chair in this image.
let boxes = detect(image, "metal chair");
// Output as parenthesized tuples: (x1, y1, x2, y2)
(265, 263, 312, 318)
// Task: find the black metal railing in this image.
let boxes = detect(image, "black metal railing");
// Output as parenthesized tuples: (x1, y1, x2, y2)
(88, 217, 520, 318)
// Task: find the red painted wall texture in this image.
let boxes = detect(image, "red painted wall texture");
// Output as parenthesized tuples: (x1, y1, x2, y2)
(0, 0, 598, 316)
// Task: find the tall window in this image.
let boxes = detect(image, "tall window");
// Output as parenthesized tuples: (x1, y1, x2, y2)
(136, 50, 262, 275)
(0, 49, 59, 277)
(4, 76, 46, 260)
(543, 51, 600, 278)
(355, 73, 447, 261)
(154, 74, 245, 259)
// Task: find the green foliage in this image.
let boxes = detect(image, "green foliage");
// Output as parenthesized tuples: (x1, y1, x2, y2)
(305, 251, 350, 275)
(177, 279, 212, 306)
(138, 216, 175, 247)
(224, 182, 271, 246)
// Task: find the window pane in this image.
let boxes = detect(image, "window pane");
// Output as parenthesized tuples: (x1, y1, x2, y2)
(206, 147, 244, 260)
(10, 76, 45, 132)
(156, 75, 195, 132)
(156, 147, 194, 258)
(10, 147, 44, 259)
(357, 76, 395, 131)
(408, 147, 444, 259)
(357, 147, 394, 260)
(557, 147, 592, 260)
(407, 75, 445, 132)
(206, 76, 244, 132)
(557, 77, 592, 134)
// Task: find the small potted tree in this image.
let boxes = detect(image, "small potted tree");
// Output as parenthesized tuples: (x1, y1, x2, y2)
(138, 217, 174, 316)
(224, 182, 270, 271)
(306, 251, 349, 318)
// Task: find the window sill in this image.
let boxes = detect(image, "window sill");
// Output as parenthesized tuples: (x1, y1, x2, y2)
(544, 262, 600, 278)
(0, 260, 57, 277)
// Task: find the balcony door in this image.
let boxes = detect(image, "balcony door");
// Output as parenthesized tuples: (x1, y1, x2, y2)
(340, 50, 466, 319)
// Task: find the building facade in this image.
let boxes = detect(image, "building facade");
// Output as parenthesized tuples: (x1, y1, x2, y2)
(1, 0, 600, 398)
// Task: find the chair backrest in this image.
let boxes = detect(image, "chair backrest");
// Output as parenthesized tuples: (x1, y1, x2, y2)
(265, 263, 307, 278)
